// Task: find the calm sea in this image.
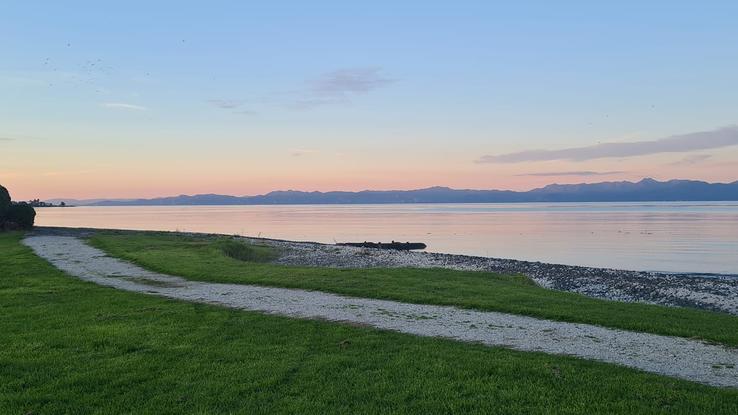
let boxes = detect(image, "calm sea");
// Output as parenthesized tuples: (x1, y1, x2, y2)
(34, 202, 738, 275)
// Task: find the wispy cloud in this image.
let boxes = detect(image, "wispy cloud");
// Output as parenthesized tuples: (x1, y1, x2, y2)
(289, 98, 342, 110)
(515, 171, 625, 177)
(291, 67, 394, 110)
(101, 102, 148, 111)
(0, 134, 46, 142)
(208, 99, 244, 109)
(290, 148, 319, 157)
(0, 74, 47, 87)
(476, 125, 738, 163)
(40, 169, 97, 177)
(312, 67, 394, 95)
(668, 154, 712, 166)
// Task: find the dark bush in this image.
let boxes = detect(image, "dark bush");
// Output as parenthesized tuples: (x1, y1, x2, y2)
(0, 185, 10, 216)
(5, 203, 36, 230)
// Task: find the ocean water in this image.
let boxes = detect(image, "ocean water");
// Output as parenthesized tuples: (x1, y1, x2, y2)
(34, 202, 738, 275)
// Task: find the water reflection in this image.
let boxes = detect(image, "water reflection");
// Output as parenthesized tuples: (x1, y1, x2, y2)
(35, 202, 738, 274)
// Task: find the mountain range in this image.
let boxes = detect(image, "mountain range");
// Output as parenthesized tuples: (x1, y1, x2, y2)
(48, 178, 738, 206)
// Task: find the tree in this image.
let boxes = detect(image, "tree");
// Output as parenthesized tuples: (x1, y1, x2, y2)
(5, 203, 36, 229)
(0, 185, 10, 216)
(0, 184, 37, 230)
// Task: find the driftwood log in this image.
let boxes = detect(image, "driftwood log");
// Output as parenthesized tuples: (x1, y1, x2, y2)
(337, 241, 427, 251)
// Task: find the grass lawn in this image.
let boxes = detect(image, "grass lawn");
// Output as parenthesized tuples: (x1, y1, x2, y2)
(1, 232, 738, 413)
(89, 231, 738, 347)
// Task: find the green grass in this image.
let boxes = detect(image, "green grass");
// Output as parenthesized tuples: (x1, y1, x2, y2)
(89, 231, 738, 347)
(216, 239, 278, 262)
(2, 232, 738, 413)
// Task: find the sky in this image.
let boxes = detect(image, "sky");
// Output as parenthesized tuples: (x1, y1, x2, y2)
(2, 1, 738, 200)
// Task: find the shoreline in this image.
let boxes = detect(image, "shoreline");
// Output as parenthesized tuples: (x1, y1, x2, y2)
(32, 226, 738, 315)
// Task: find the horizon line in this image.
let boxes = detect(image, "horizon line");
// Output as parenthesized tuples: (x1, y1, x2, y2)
(38, 177, 738, 202)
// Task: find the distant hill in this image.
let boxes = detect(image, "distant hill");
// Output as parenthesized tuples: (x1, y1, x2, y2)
(57, 178, 738, 206)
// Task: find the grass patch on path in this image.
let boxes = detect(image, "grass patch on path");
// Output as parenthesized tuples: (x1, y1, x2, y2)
(89, 231, 738, 347)
(2, 232, 738, 413)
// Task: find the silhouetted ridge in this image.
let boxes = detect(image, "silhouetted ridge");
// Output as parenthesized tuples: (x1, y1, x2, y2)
(80, 178, 738, 206)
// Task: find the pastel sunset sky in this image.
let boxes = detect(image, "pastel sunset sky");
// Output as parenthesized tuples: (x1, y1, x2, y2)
(2, 1, 738, 200)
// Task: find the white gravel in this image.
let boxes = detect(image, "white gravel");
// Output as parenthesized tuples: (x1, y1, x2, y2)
(250, 236, 738, 315)
(23, 235, 738, 388)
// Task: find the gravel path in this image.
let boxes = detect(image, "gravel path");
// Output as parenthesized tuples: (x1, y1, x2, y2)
(23, 235, 738, 388)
